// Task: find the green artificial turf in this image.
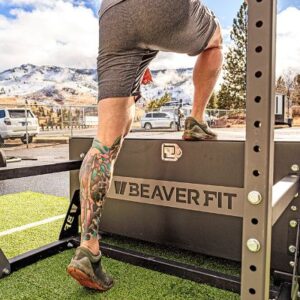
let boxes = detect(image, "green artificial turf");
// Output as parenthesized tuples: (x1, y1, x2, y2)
(0, 250, 240, 300)
(0, 191, 68, 231)
(0, 191, 68, 258)
(102, 235, 241, 277)
(0, 220, 63, 258)
(0, 191, 240, 299)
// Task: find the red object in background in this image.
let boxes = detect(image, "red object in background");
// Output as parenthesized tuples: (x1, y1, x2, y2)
(141, 68, 153, 85)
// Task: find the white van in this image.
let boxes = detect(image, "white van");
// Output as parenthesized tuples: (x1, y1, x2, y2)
(0, 108, 40, 144)
(141, 112, 177, 130)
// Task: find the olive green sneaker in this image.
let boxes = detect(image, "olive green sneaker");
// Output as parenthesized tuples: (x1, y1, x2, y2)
(67, 247, 114, 291)
(182, 117, 217, 141)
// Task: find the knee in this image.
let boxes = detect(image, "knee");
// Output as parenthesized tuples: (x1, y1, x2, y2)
(79, 136, 123, 184)
(205, 22, 223, 50)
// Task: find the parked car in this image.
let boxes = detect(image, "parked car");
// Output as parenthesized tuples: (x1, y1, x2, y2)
(0, 108, 40, 144)
(141, 112, 177, 130)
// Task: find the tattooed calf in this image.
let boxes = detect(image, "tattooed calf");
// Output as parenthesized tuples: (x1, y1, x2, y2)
(79, 136, 122, 241)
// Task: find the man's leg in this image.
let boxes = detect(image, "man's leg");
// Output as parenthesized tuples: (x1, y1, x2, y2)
(80, 97, 135, 254)
(67, 97, 135, 290)
(191, 24, 223, 123)
(183, 23, 223, 141)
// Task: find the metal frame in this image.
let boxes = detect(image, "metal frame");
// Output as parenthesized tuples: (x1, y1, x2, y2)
(0, 160, 82, 279)
(0, 149, 299, 294)
(68, 137, 300, 296)
(241, 1, 277, 299)
(99, 240, 283, 298)
(0, 160, 81, 180)
(272, 175, 300, 225)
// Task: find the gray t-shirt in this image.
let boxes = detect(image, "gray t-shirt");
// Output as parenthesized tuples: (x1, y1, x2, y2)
(99, 0, 125, 18)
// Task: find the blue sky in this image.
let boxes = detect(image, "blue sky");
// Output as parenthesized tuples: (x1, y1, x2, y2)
(205, 0, 300, 27)
(0, 0, 299, 74)
(0, 1, 98, 19)
(1, 0, 299, 27)
(204, 0, 247, 28)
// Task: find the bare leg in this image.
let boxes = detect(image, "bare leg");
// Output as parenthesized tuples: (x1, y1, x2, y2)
(79, 97, 135, 255)
(191, 24, 223, 123)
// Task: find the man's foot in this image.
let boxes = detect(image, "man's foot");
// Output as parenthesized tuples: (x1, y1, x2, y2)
(67, 247, 114, 292)
(182, 116, 217, 141)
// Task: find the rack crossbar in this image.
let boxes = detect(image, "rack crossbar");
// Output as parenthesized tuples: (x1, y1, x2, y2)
(8, 239, 76, 273)
(272, 175, 300, 225)
(0, 160, 82, 180)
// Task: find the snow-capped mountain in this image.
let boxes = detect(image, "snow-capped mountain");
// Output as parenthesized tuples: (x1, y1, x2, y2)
(0, 64, 194, 105)
(143, 68, 193, 103)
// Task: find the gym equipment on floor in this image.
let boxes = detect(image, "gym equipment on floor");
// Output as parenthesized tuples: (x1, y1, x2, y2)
(0, 1, 298, 299)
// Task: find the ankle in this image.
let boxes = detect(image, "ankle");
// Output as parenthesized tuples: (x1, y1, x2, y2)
(81, 241, 100, 256)
(191, 115, 205, 124)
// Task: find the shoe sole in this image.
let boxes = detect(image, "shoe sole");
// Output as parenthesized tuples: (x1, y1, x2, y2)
(182, 132, 217, 141)
(67, 266, 113, 292)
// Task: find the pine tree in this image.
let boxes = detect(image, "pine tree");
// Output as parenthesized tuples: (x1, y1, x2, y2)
(146, 92, 172, 111)
(217, 2, 247, 109)
(207, 92, 218, 109)
(158, 92, 172, 107)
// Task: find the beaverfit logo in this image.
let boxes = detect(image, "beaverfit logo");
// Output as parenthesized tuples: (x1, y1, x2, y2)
(109, 176, 244, 217)
(114, 181, 236, 209)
